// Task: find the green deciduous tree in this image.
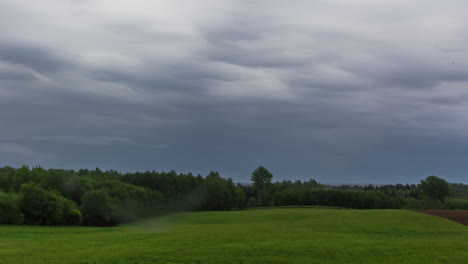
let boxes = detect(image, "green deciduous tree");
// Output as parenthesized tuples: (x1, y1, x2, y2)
(250, 166, 273, 207)
(420, 176, 449, 202)
(0, 192, 23, 224)
(19, 182, 81, 225)
(81, 190, 117, 226)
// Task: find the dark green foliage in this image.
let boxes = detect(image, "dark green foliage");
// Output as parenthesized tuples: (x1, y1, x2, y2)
(0, 192, 24, 224)
(420, 176, 449, 202)
(198, 172, 245, 211)
(448, 183, 468, 199)
(250, 166, 273, 191)
(420, 197, 446, 209)
(121, 170, 245, 212)
(199, 172, 231, 211)
(403, 198, 424, 209)
(92, 180, 162, 223)
(445, 198, 468, 210)
(121, 170, 201, 198)
(64, 208, 82, 225)
(0, 166, 16, 192)
(238, 183, 256, 208)
(233, 184, 247, 209)
(1, 165, 467, 226)
(263, 175, 464, 210)
(81, 190, 117, 226)
(19, 182, 54, 225)
(273, 189, 403, 209)
(250, 166, 273, 207)
(19, 182, 80, 225)
(0, 166, 248, 226)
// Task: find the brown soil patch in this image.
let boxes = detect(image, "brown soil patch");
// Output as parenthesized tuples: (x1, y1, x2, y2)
(413, 209, 468, 226)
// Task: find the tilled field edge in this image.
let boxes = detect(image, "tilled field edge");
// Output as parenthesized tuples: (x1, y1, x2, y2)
(412, 209, 468, 226)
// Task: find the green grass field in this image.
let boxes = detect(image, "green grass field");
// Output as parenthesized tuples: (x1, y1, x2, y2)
(1, 208, 467, 264)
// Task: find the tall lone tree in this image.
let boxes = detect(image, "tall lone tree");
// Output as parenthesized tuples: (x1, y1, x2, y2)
(250, 166, 273, 207)
(420, 176, 449, 202)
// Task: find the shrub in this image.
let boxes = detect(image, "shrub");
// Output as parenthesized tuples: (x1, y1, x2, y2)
(445, 198, 468, 210)
(420, 176, 449, 202)
(0, 192, 23, 224)
(63, 208, 83, 225)
(81, 190, 117, 226)
(403, 198, 424, 209)
(421, 198, 446, 209)
(19, 182, 81, 225)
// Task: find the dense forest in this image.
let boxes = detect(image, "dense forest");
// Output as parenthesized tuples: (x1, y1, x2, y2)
(1, 166, 467, 226)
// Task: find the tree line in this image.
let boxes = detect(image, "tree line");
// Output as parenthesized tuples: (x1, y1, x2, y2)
(1, 165, 467, 226)
(244, 169, 468, 210)
(0, 166, 245, 226)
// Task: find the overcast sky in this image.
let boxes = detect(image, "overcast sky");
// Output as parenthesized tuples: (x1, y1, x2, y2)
(1, 0, 468, 184)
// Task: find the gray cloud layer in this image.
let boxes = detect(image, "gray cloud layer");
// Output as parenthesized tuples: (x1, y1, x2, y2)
(1, 0, 468, 183)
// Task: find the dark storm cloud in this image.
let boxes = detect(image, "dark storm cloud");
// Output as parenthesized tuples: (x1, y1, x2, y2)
(0, 68, 36, 81)
(0, 42, 74, 74)
(1, 0, 468, 183)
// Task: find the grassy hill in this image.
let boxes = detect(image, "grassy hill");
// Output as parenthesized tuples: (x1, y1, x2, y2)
(1, 208, 467, 263)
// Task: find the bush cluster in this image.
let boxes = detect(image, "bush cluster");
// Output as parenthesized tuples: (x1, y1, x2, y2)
(0, 166, 246, 226)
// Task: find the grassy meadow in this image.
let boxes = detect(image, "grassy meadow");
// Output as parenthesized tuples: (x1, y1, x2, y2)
(1, 207, 467, 264)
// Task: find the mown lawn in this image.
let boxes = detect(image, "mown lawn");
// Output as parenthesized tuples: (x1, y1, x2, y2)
(1, 208, 467, 263)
